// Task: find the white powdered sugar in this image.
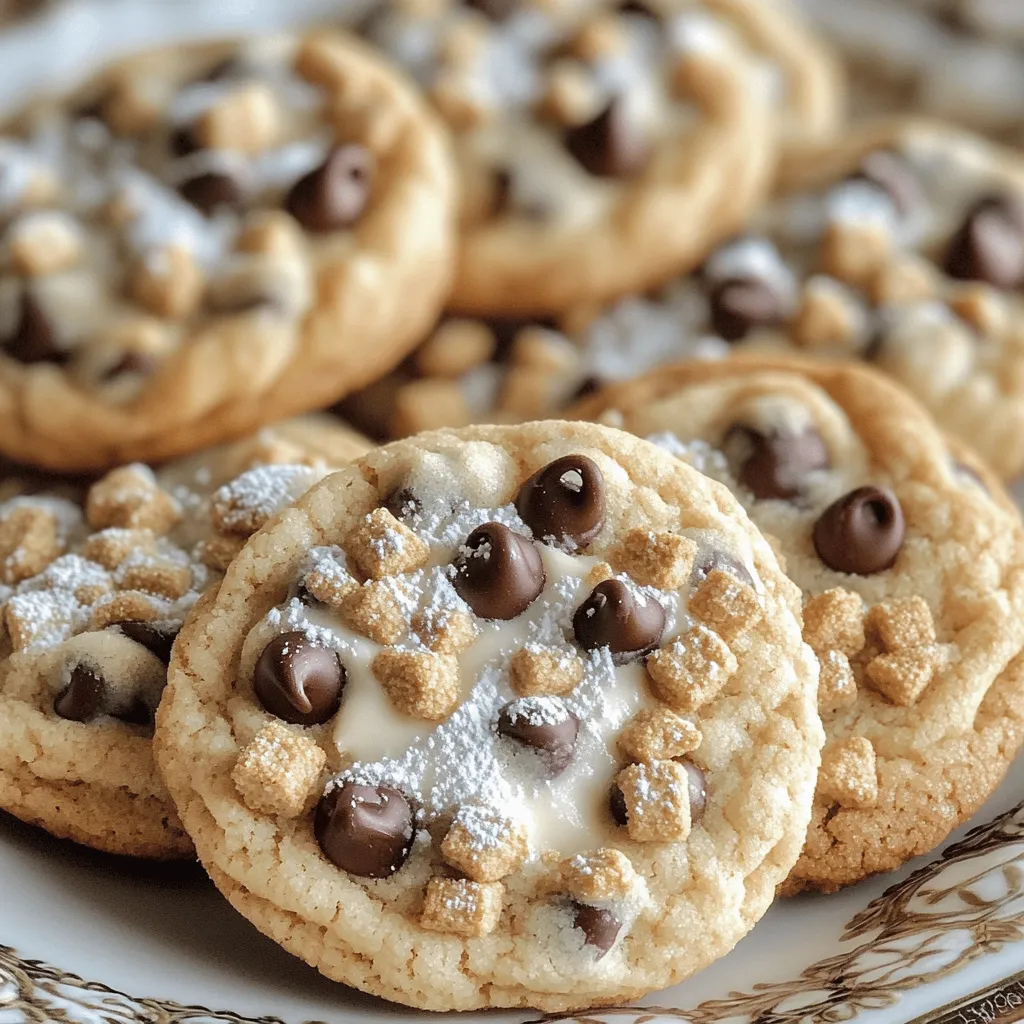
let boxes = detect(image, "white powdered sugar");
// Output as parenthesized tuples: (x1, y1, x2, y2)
(504, 695, 571, 727)
(211, 465, 322, 533)
(646, 432, 731, 483)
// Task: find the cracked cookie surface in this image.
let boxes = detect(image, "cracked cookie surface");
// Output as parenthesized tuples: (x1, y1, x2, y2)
(155, 421, 821, 1011)
(0, 417, 369, 858)
(573, 356, 1024, 892)
(0, 30, 454, 471)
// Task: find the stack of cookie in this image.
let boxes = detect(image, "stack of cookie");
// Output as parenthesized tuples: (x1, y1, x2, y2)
(2, 0, 1024, 1013)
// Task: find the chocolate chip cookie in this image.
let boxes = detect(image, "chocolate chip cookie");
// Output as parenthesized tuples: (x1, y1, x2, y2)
(480, 120, 1024, 479)
(346, 0, 840, 314)
(340, 120, 1024, 452)
(154, 421, 823, 1011)
(573, 356, 1024, 892)
(0, 418, 370, 858)
(0, 30, 455, 471)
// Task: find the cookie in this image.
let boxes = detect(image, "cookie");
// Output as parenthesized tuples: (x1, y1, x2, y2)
(344, 0, 840, 314)
(798, 0, 1024, 145)
(572, 356, 1024, 892)
(0, 418, 370, 858)
(408, 121, 1024, 477)
(0, 30, 455, 471)
(154, 421, 822, 1011)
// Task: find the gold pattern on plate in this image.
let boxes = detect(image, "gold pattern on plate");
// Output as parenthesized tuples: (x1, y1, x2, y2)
(3, 801, 1024, 1024)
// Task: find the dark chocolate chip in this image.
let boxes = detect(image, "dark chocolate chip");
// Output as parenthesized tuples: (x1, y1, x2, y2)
(198, 57, 239, 83)
(465, 0, 519, 21)
(692, 549, 754, 588)
(314, 782, 414, 878)
(813, 485, 904, 575)
(944, 195, 1024, 289)
(252, 631, 345, 726)
(114, 698, 153, 727)
(564, 99, 649, 179)
(572, 903, 622, 956)
(609, 782, 629, 826)
(618, 0, 660, 19)
(848, 150, 922, 218)
(515, 454, 605, 548)
(285, 145, 372, 233)
(383, 487, 422, 522)
(488, 167, 514, 218)
(723, 425, 830, 501)
(169, 125, 202, 158)
(573, 579, 664, 663)
(54, 664, 105, 722)
(4, 294, 67, 365)
(102, 351, 159, 382)
(452, 522, 546, 620)
(708, 277, 785, 342)
(179, 172, 247, 216)
(679, 759, 706, 823)
(497, 698, 580, 775)
(571, 375, 603, 401)
(110, 620, 179, 666)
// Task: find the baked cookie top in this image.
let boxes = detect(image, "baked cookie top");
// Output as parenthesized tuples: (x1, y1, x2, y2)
(0, 30, 454, 470)
(0, 418, 370, 859)
(155, 421, 822, 1012)
(341, 121, 1024, 458)
(573, 356, 1024, 892)
(347, 0, 839, 313)
(399, 121, 1024, 476)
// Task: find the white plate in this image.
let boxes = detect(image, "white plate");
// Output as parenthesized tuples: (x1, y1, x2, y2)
(3, 3, 1024, 1022)
(3, 761, 1024, 1024)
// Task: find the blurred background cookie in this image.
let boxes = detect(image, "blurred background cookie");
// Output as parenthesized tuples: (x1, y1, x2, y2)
(0, 29, 455, 470)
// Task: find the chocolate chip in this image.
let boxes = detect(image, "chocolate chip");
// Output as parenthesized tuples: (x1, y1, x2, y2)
(572, 903, 622, 956)
(102, 351, 159, 381)
(618, 0, 660, 19)
(111, 620, 179, 666)
(497, 698, 580, 775)
(4, 294, 67, 365)
(708, 276, 785, 342)
(452, 522, 546, 620)
(723, 425, 829, 500)
(198, 57, 239, 83)
(383, 487, 422, 522)
(944, 195, 1024, 289)
(848, 150, 921, 218)
(573, 579, 664, 663)
(571, 375, 603, 401)
(813, 485, 904, 575)
(564, 100, 649, 179)
(515, 455, 605, 549)
(169, 125, 202, 158)
(179, 172, 246, 216)
(114, 698, 153, 727)
(54, 664, 105, 722)
(679, 759, 706, 823)
(692, 549, 754, 588)
(252, 631, 345, 726)
(465, 0, 519, 21)
(314, 782, 414, 878)
(285, 145, 372, 233)
(609, 783, 629, 826)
